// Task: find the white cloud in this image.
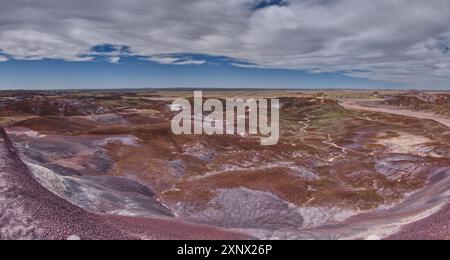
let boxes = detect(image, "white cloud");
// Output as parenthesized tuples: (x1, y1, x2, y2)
(172, 59, 207, 65)
(108, 56, 121, 64)
(66, 56, 95, 62)
(230, 63, 265, 69)
(147, 56, 180, 65)
(0, 0, 449, 87)
(147, 56, 206, 65)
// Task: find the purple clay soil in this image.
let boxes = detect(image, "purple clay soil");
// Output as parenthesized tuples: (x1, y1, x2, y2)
(388, 204, 450, 240)
(0, 128, 249, 240)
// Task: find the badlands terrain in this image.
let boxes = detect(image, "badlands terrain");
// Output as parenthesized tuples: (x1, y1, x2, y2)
(1, 89, 449, 240)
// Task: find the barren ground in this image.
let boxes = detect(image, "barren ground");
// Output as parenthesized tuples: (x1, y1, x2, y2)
(1, 89, 449, 240)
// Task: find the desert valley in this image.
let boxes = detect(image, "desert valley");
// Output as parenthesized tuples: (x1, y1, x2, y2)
(1, 89, 449, 240)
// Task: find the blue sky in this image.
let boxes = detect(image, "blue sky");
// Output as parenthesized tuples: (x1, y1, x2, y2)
(0, 51, 399, 90)
(0, 0, 449, 90)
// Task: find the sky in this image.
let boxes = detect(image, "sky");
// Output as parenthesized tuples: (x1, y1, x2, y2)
(0, 0, 449, 90)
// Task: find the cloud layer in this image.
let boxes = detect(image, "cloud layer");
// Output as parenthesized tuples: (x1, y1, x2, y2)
(0, 0, 449, 87)
(147, 55, 207, 65)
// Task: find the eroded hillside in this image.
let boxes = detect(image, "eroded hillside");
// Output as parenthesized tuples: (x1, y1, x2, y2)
(1, 90, 449, 239)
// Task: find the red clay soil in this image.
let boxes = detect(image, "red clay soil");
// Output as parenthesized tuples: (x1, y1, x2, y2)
(387, 203, 450, 240)
(0, 128, 249, 240)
